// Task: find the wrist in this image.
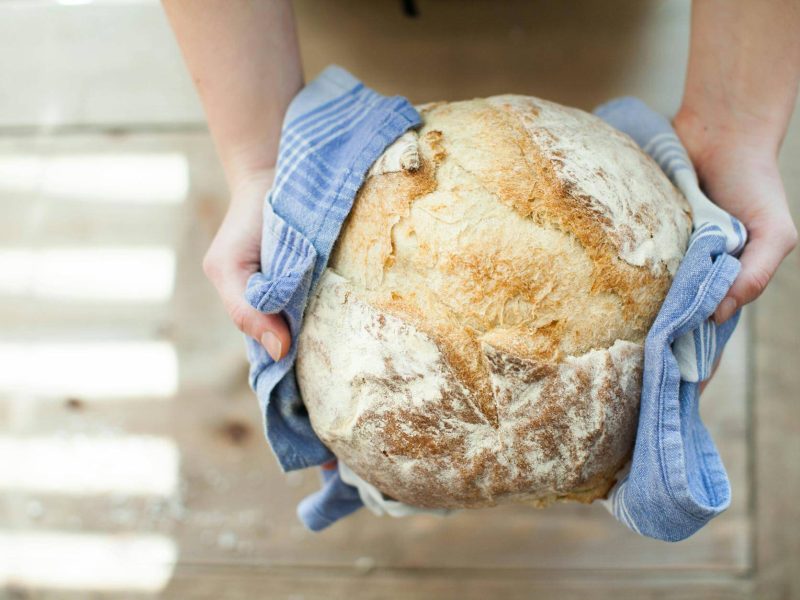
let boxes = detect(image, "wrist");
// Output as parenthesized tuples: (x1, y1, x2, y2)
(226, 163, 276, 204)
(673, 102, 782, 176)
(215, 133, 280, 197)
(674, 100, 784, 161)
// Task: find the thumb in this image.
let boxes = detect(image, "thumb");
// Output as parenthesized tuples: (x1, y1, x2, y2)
(208, 260, 292, 362)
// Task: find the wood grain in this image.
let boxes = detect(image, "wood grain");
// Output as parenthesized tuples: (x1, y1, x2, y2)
(3, 0, 799, 597)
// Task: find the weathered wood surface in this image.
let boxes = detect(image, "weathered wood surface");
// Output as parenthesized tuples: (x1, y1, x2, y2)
(2, 0, 799, 598)
(0, 128, 752, 600)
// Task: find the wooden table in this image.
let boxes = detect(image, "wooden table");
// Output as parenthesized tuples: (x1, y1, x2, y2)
(0, 1, 798, 598)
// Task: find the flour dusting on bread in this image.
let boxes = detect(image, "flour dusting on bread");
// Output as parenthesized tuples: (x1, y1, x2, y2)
(296, 95, 691, 509)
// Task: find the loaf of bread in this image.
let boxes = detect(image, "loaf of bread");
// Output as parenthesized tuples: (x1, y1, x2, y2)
(295, 96, 692, 509)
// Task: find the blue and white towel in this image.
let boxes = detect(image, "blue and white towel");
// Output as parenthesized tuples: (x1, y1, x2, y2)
(244, 65, 420, 530)
(595, 97, 746, 541)
(247, 65, 746, 540)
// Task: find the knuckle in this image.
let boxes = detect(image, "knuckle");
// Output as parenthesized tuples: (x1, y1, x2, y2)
(744, 267, 772, 300)
(262, 311, 283, 329)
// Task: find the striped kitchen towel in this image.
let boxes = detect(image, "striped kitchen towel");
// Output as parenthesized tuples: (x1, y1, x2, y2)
(594, 97, 746, 541)
(246, 65, 747, 540)
(298, 95, 749, 542)
(244, 65, 421, 530)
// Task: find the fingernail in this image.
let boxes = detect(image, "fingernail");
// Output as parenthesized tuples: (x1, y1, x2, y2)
(714, 297, 737, 324)
(261, 330, 282, 361)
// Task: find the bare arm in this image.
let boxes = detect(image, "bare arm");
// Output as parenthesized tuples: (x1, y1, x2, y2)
(162, 0, 302, 360)
(675, 0, 800, 323)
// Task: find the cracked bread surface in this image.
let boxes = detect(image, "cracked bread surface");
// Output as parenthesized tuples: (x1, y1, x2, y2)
(295, 96, 691, 509)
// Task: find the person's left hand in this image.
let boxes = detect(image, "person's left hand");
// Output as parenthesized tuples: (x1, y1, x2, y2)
(673, 108, 798, 325)
(673, 107, 797, 393)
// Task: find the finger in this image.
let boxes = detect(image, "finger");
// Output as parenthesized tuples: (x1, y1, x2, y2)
(713, 222, 797, 324)
(228, 296, 292, 362)
(206, 258, 292, 361)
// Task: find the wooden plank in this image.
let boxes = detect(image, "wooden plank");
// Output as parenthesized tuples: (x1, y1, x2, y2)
(0, 4, 204, 129)
(0, 568, 755, 600)
(161, 565, 754, 600)
(3, 0, 783, 595)
(753, 105, 800, 597)
(0, 126, 751, 592)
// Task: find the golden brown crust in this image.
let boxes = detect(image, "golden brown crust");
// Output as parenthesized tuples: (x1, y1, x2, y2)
(297, 273, 643, 508)
(297, 95, 691, 509)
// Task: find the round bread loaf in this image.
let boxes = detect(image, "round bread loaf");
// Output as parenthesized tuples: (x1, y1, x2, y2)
(295, 96, 692, 509)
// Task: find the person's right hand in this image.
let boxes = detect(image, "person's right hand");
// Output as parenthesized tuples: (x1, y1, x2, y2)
(202, 169, 291, 362)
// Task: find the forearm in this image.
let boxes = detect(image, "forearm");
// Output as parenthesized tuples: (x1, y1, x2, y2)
(678, 0, 800, 157)
(674, 0, 798, 323)
(161, 0, 303, 191)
